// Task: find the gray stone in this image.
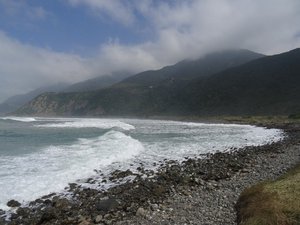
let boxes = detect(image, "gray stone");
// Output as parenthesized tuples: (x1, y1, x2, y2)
(95, 215, 103, 223)
(96, 198, 119, 212)
(7, 199, 21, 208)
(136, 207, 147, 217)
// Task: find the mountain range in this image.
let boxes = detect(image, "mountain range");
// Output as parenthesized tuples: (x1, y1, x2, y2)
(13, 48, 300, 117)
(0, 72, 132, 115)
(0, 83, 68, 115)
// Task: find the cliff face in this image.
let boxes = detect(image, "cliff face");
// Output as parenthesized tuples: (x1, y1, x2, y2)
(1, 73, 132, 116)
(16, 93, 99, 116)
(14, 49, 300, 117)
(2, 90, 77, 117)
(0, 83, 68, 115)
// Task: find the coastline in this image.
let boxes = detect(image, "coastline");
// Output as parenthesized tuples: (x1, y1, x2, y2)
(1, 121, 299, 225)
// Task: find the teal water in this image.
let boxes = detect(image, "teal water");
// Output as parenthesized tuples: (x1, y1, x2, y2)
(0, 117, 283, 209)
(0, 118, 104, 156)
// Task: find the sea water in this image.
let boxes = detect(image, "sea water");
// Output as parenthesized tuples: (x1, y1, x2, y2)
(0, 117, 283, 209)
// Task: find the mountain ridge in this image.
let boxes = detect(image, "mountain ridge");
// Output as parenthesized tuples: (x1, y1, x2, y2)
(62, 72, 132, 93)
(117, 49, 264, 88)
(14, 48, 300, 117)
(0, 83, 68, 115)
(180, 48, 300, 115)
(0, 72, 132, 115)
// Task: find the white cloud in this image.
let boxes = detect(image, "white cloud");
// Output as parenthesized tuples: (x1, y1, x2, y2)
(0, 32, 92, 102)
(1, 0, 300, 102)
(71, 0, 300, 63)
(93, 42, 160, 74)
(139, 0, 300, 55)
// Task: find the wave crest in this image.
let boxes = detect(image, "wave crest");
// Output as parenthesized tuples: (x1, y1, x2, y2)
(35, 118, 135, 130)
(1, 117, 36, 122)
(0, 130, 143, 209)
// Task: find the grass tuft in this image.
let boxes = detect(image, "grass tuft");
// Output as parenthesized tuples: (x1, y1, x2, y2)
(236, 164, 300, 225)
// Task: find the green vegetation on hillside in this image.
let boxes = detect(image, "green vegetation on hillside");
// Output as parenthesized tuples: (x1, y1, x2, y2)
(236, 164, 300, 225)
(14, 48, 300, 117)
(0, 83, 68, 115)
(182, 48, 300, 116)
(63, 72, 132, 93)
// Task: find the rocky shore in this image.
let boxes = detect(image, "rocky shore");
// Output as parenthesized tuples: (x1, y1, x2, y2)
(1, 123, 299, 225)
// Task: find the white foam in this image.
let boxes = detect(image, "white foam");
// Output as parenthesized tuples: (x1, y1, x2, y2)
(120, 119, 284, 164)
(0, 118, 284, 210)
(0, 130, 143, 209)
(1, 117, 36, 122)
(35, 118, 135, 130)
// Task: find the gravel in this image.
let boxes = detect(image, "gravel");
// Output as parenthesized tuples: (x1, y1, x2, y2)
(117, 143, 300, 225)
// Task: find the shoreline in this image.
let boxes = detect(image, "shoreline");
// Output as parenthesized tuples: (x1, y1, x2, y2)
(1, 121, 299, 225)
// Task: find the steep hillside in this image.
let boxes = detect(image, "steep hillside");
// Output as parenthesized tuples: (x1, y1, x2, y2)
(0, 83, 68, 115)
(15, 49, 263, 116)
(16, 92, 92, 116)
(15, 49, 300, 117)
(1, 72, 131, 115)
(63, 72, 131, 93)
(117, 49, 264, 88)
(181, 48, 300, 115)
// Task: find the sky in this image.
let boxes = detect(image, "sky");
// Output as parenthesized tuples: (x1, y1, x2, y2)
(0, 0, 300, 102)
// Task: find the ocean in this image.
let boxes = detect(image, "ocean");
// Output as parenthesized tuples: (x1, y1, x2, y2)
(0, 117, 283, 210)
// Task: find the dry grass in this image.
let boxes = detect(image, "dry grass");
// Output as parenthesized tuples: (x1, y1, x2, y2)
(236, 164, 300, 225)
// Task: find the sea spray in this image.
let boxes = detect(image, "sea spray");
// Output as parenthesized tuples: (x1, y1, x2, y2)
(0, 117, 283, 209)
